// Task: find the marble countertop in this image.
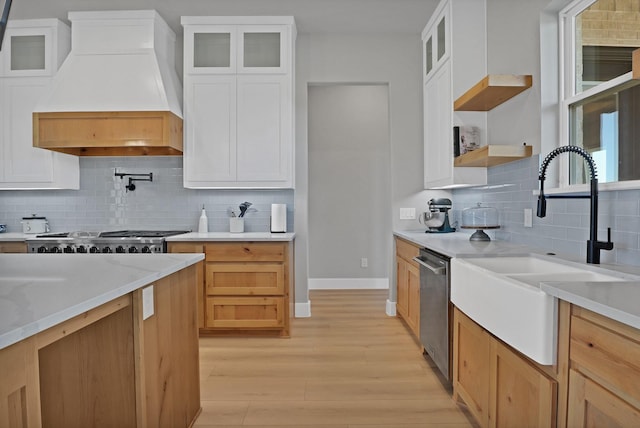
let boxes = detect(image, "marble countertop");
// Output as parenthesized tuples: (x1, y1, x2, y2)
(393, 230, 532, 258)
(0, 233, 34, 242)
(166, 232, 295, 242)
(541, 281, 640, 330)
(394, 229, 640, 331)
(0, 253, 204, 350)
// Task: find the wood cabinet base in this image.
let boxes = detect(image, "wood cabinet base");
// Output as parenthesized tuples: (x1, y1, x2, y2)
(169, 241, 293, 338)
(395, 238, 420, 340)
(0, 265, 201, 428)
(453, 307, 557, 428)
(566, 305, 640, 427)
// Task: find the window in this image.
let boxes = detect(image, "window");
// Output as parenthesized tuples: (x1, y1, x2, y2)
(560, 0, 640, 186)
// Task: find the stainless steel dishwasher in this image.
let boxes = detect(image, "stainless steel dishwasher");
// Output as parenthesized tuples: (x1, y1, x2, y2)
(413, 248, 451, 383)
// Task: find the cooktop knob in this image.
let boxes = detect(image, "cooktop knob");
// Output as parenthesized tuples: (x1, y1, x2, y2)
(102, 247, 113, 253)
(50, 247, 61, 253)
(76, 245, 87, 253)
(141, 246, 151, 253)
(63, 246, 74, 253)
(37, 246, 47, 253)
(115, 246, 125, 253)
(89, 246, 99, 254)
(128, 247, 138, 253)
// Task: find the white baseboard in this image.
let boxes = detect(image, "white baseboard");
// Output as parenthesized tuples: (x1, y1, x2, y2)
(295, 301, 311, 318)
(386, 299, 396, 316)
(308, 278, 389, 290)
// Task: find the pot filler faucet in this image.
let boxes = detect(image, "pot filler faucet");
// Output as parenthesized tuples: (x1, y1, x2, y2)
(537, 145, 613, 264)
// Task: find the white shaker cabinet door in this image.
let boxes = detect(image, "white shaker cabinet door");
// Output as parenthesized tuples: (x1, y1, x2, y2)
(0, 78, 78, 188)
(236, 75, 291, 185)
(183, 75, 237, 185)
(423, 61, 453, 189)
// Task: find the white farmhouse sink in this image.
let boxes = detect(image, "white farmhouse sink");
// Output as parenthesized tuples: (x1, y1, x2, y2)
(460, 256, 582, 275)
(451, 255, 626, 365)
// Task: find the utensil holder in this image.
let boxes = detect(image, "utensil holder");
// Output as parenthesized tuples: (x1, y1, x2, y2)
(230, 217, 244, 233)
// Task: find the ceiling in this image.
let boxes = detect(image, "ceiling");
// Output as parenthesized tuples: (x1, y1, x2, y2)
(11, 0, 440, 36)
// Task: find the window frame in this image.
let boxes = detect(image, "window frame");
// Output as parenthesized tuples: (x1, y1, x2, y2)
(555, 0, 639, 192)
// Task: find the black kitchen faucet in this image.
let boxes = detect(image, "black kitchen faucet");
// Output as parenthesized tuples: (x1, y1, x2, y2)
(537, 145, 613, 264)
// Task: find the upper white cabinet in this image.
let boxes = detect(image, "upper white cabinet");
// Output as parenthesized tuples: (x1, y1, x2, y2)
(185, 23, 289, 75)
(0, 19, 79, 190)
(422, 0, 487, 189)
(423, 5, 449, 81)
(182, 17, 295, 189)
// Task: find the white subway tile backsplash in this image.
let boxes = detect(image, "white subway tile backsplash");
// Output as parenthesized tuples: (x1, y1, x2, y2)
(0, 157, 294, 234)
(453, 154, 640, 267)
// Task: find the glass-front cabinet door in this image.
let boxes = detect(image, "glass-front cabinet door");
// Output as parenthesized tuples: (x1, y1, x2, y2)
(436, 15, 447, 63)
(422, 4, 449, 82)
(238, 26, 288, 74)
(1, 27, 52, 77)
(185, 25, 288, 74)
(185, 26, 236, 74)
(425, 36, 433, 77)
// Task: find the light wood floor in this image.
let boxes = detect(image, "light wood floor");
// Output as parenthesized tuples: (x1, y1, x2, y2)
(195, 289, 475, 427)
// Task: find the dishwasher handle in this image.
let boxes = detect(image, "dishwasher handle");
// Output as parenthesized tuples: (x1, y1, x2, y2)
(412, 256, 446, 275)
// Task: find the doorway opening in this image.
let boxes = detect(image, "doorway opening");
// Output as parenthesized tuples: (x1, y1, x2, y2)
(307, 83, 391, 291)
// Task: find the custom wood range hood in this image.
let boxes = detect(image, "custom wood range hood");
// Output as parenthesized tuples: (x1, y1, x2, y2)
(32, 10, 183, 156)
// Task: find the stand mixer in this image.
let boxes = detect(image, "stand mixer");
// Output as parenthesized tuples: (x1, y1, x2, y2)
(420, 198, 456, 233)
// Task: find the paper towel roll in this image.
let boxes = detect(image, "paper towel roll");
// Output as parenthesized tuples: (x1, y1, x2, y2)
(270, 204, 287, 233)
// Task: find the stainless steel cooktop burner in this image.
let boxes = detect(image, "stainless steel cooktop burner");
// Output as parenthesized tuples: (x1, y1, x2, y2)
(27, 230, 189, 254)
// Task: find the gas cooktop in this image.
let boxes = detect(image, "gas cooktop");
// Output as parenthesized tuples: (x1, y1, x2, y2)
(26, 230, 190, 254)
(34, 230, 189, 239)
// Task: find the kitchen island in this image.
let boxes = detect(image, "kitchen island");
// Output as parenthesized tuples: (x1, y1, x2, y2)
(0, 253, 204, 428)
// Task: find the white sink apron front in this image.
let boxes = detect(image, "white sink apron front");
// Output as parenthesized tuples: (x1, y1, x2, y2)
(451, 256, 627, 365)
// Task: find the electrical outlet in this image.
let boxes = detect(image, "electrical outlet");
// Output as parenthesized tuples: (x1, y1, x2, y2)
(361, 258, 368, 268)
(400, 208, 416, 220)
(524, 208, 533, 228)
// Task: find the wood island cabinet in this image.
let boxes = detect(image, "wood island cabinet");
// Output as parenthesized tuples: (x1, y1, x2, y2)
(395, 238, 420, 339)
(169, 241, 293, 337)
(0, 264, 201, 428)
(166, 242, 205, 329)
(453, 307, 557, 428)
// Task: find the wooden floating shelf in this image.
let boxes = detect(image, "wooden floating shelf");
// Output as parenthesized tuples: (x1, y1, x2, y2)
(454, 74, 533, 111)
(454, 144, 533, 168)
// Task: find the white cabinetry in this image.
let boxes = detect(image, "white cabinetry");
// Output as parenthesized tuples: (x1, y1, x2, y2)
(0, 19, 78, 190)
(422, 0, 487, 189)
(182, 17, 295, 189)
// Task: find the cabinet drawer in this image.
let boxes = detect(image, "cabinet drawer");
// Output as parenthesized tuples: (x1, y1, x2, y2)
(571, 313, 640, 408)
(167, 242, 204, 253)
(205, 296, 284, 329)
(396, 238, 420, 265)
(205, 242, 285, 262)
(206, 263, 284, 295)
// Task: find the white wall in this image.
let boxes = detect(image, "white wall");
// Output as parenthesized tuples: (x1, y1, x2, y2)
(485, 0, 551, 154)
(294, 33, 449, 307)
(308, 84, 390, 280)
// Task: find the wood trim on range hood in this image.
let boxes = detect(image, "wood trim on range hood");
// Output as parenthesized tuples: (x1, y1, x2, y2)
(33, 111, 183, 156)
